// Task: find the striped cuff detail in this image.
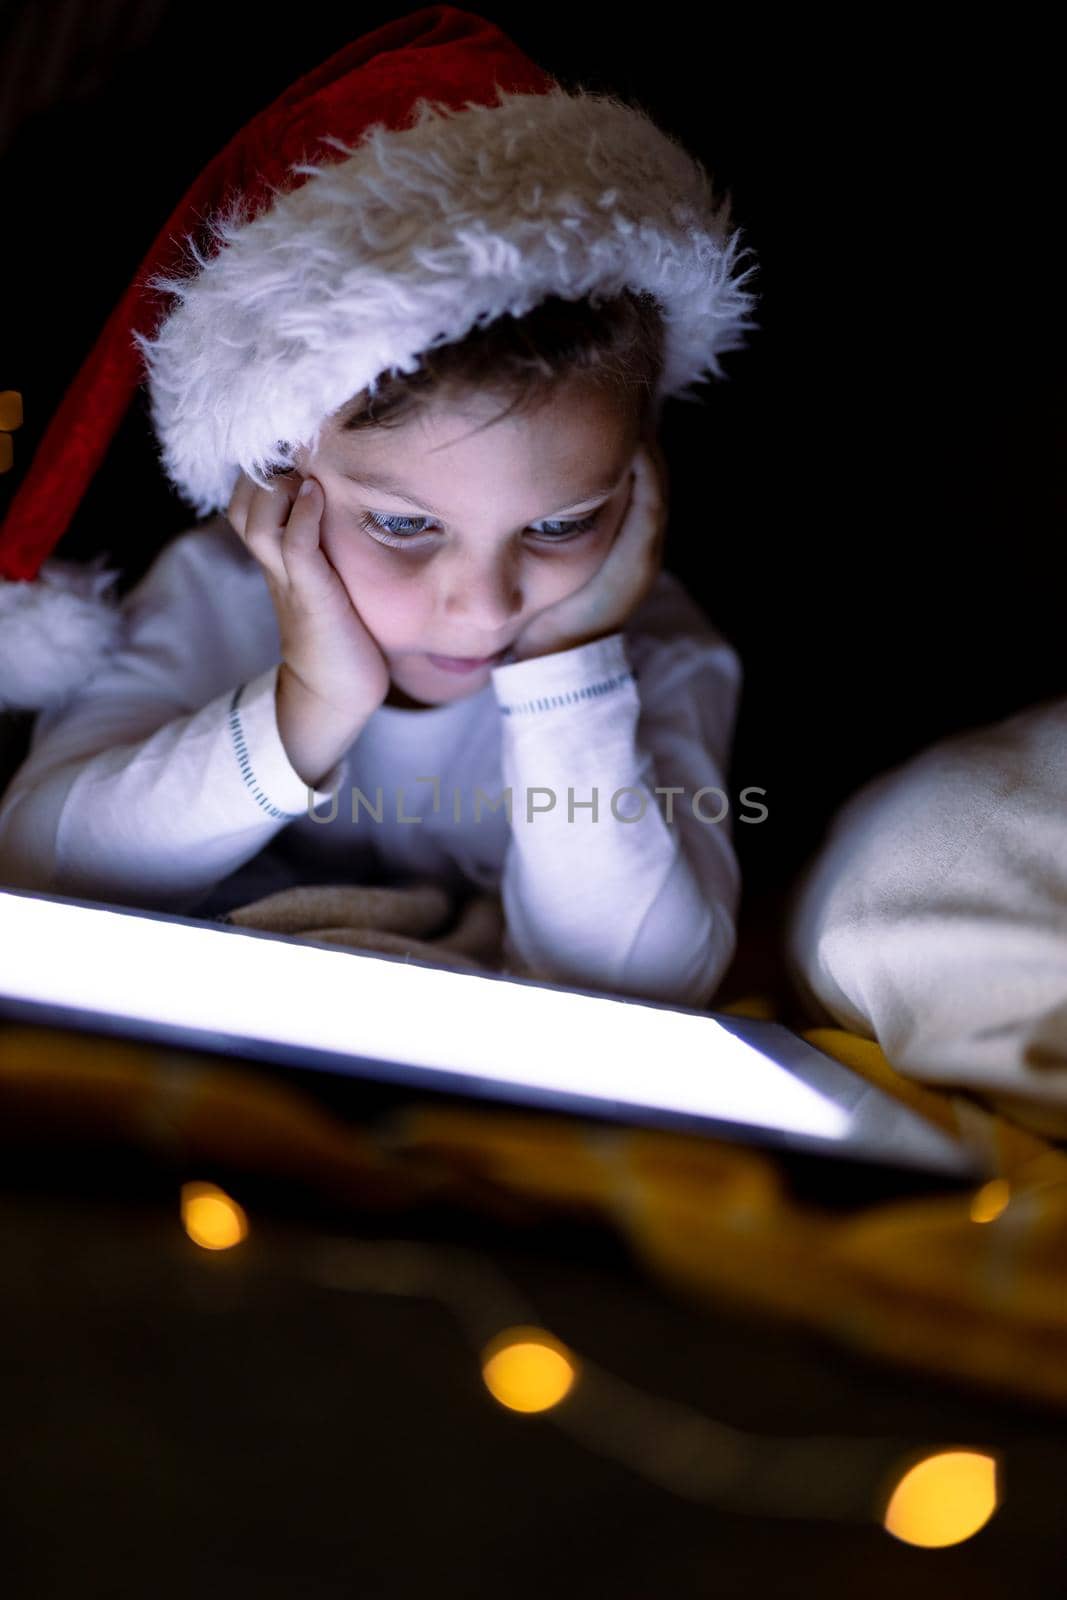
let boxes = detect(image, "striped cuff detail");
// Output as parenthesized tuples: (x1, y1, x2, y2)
(497, 667, 635, 718)
(492, 632, 635, 718)
(228, 681, 306, 818)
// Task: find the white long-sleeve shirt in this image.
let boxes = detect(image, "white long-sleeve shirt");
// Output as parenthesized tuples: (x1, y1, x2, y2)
(0, 515, 742, 1007)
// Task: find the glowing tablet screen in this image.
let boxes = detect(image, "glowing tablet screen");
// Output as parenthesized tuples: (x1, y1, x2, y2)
(0, 889, 847, 1143)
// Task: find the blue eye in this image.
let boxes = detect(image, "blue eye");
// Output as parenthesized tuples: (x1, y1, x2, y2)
(359, 512, 430, 543)
(358, 509, 603, 549)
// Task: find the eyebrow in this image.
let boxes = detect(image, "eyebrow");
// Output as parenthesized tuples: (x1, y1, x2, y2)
(338, 469, 626, 520)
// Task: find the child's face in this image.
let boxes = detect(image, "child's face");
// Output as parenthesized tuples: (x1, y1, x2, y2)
(292, 376, 642, 710)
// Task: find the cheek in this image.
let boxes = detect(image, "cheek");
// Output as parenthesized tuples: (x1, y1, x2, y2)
(319, 519, 419, 642)
(549, 522, 617, 596)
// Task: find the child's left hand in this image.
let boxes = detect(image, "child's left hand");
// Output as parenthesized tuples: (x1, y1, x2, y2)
(508, 431, 669, 662)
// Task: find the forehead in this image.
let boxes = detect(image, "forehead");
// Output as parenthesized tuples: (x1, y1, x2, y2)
(320, 393, 637, 521)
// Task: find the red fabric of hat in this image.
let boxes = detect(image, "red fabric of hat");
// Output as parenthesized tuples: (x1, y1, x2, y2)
(0, 6, 551, 587)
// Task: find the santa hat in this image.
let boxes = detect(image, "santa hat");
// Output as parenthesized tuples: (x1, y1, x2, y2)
(0, 3, 760, 714)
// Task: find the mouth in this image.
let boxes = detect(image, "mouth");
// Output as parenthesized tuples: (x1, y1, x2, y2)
(425, 649, 510, 673)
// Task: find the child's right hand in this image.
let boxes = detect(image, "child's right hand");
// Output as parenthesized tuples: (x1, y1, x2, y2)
(225, 469, 391, 721)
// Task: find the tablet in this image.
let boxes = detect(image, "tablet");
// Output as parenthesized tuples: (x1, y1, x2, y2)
(0, 887, 989, 1187)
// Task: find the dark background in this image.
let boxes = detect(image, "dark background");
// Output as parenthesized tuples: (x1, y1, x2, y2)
(2, 15, 1066, 1591)
(1, 1, 1061, 907)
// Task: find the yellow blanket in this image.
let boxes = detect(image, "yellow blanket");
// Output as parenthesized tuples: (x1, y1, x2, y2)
(1, 878, 1065, 1411)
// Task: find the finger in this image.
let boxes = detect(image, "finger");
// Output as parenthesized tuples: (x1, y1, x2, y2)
(279, 479, 324, 581)
(278, 479, 346, 607)
(227, 469, 281, 540)
(594, 457, 665, 603)
(611, 458, 660, 557)
(242, 472, 304, 583)
(632, 441, 667, 508)
(647, 438, 670, 502)
(630, 435, 669, 509)
(633, 445, 670, 537)
(225, 470, 256, 538)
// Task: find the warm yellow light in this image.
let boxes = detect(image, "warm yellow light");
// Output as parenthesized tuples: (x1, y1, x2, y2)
(0, 390, 23, 430)
(181, 1180, 249, 1250)
(970, 1178, 1011, 1223)
(883, 1450, 1000, 1546)
(481, 1325, 578, 1413)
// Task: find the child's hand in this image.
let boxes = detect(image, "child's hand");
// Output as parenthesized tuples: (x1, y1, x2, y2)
(508, 433, 668, 663)
(226, 469, 391, 720)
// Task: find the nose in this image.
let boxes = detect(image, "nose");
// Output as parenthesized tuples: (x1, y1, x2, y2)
(439, 547, 524, 637)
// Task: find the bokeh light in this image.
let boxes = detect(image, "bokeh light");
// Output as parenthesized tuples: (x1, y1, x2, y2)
(883, 1449, 1000, 1546)
(969, 1178, 1011, 1224)
(481, 1325, 578, 1413)
(181, 1180, 249, 1250)
(0, 389, 22, 475)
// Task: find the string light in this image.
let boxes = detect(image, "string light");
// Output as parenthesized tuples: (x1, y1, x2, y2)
(970, 1178, 1011, 1224)
(181, 1180, 249, 1250)
(481, 1326, 578, 1413)
(882, 1450, 1000, 1547)
(304, 1232, 1003, 1526)
(0, 389, 22, 474)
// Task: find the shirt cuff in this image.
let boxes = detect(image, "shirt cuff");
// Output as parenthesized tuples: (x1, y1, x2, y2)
(490, 632, 634, 717)
(228, 663, 347, 818)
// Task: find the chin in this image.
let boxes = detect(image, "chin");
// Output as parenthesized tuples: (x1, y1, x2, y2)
(385, 670, 469, 711)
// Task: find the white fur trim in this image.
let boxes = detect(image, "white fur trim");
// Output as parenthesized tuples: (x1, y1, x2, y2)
(134, 86, 760, 517)
(0, 555, 124, 713)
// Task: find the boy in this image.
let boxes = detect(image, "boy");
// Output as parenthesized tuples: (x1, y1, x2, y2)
(0, 7, 760, 1006)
